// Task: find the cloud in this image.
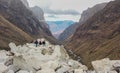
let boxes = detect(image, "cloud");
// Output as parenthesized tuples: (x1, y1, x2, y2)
(42, 7, 80, 15)
(27, 0, 112, 21)
(47, 15, 58, 18)
(28, 0, 112, 13)
(45, 14, 80, 22)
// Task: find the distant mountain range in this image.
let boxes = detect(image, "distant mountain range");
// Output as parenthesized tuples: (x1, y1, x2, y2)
(47, 20, 75, 38)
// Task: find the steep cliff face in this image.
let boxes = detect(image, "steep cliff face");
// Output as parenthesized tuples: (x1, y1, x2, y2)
(0, 0, 57, 45)
(0, 15, 32, 50)
(20, 0, 29, 8)
(66, 0, 120, 68)
(30, 6, 45, 21)
(30, 6, 49, 28)
(59, 3, 107, 42)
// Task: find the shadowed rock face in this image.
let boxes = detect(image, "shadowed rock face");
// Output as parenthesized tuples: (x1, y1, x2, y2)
(59, 3, 107, 42)
(20, 0, 29, 8)
(30, 6, 49, 29)
(30, 6, 44, 21)
(0, 0, 57, 46)
(0, 0, 50, 36)
(66, 0, 120, 69)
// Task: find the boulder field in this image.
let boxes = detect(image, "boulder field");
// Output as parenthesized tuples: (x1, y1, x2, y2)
(0, 39, 119, 73)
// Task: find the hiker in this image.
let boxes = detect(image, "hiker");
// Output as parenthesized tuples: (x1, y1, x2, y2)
(34, 40, 38, 47)
(42, 41, 46, 46)
(39, 41, 42, 45)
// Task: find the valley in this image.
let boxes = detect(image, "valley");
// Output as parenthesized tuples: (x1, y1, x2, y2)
(0, 0, 120, 73)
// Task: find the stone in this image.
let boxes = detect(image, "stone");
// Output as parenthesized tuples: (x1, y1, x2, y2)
(0, 63, 8, 72)
(92, 58, 120, 73)
(36, 68, 55, 73)
(16, 70, 31, 73)
(7, 70, 14, 73)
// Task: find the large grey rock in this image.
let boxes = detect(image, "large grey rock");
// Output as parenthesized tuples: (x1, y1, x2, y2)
(92, 58, 120, 73)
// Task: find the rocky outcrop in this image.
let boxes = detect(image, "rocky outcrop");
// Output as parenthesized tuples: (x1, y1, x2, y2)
(59, 3, 107, 42)
(0, 39, 88, 73)
(0, 39, 119, 73)
(92, 58, 120, 73)
(66, 0, 120, 69)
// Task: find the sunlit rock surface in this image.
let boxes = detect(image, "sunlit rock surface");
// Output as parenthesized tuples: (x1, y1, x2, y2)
(92, 58, 120, 73)
(0, 38, 119, 73)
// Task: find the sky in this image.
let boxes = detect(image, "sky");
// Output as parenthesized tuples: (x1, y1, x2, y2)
(27, 0, 112, 22)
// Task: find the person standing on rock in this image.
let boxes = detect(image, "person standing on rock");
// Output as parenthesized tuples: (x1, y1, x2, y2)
(39, 40, 42, 45)
(42, 41, 46, 46)
(41, 39, 46, 46)
(34, 40, 38, 47)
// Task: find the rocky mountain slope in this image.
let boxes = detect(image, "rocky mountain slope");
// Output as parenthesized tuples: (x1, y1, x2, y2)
(0, 0, 57, 49)
(58, 22, 79, 41)
(30, 6, 49, 28)
(30, 6, 45, 21)
(0, 15, 32, 50)
(59, 3, 107, 42)
(66, 0, 120, 69)
(79, 3, 107, 23)
(20, 0, 29, 8)
(0, 39, 120, 73)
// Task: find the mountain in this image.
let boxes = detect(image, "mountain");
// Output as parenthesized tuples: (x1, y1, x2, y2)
(0, 15, 32, 50)
(20, 0, 29, 8)
(30, 6, 44, 21)
(58, 22, 79, 41)
(47, 20, 74, 38)
(59, 3, 107, 42)
(0, 0, 57, 49)
(30, 6, 49, 28)
(79, 3, 107, 23)
(66, 0, 120, 69)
